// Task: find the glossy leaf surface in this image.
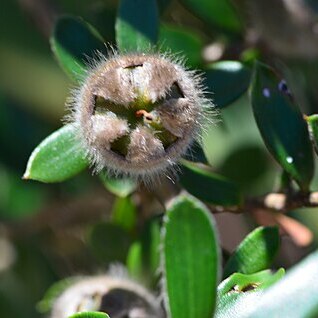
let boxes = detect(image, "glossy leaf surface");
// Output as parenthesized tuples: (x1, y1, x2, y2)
(223, 226, 280, 278)
(162, 195, 220, 318)
(69, 313, 109, 318)
(307, 114, 318, 155)
(248, 251, 318, 318)
(250, 62, 314, 191)
(23, 124, 88, 183)
(204, 61, 251, 108)
(216, 269, 285, 318)
(99, 172, 137, 198)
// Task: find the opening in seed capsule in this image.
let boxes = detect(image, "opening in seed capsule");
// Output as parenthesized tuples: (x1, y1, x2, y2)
(123, 62, 144, 69)
(76, 53, 207, 179)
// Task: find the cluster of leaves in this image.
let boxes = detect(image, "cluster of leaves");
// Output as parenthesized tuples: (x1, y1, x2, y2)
(24, 9, 318, 204)
(19, 0, 318, 317)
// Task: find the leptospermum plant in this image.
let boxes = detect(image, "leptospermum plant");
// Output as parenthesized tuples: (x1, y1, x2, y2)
(23, 0, 318, 317)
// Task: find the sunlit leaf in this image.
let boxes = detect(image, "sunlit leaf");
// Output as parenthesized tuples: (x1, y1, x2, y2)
(216, 269, 285, 318)
(69, 312, 109, 318)
(248, 251, 318, 317)
(99, 172, 137, 198)
(162, 195, 220, 318)
(307, 114, 318, 155)
(223, 227, 280, 278)
(23, 124, 88, 183)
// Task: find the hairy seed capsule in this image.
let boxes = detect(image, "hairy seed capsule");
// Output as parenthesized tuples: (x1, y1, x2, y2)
(50, 275, 164, 318)
(69, 53, 211, 183)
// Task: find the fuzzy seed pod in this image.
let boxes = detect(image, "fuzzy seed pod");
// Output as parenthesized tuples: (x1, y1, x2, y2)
(50, 274, 164, 318)
(68, 52, 213, 183)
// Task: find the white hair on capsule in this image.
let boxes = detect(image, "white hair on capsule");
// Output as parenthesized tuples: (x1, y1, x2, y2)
(50, 273, 164, 318)
(66, 48, 216, 185)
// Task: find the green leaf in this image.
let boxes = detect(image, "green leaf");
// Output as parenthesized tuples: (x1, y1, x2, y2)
(111, 196, 137, 232)
(126, 241, 143, 280)
(116, 0, 159, 52)
(180, 0, 242, 34)
(127, 219, 160, 288)
(250, 62, 314, 191)
(37, 277, 80, 313)
(23, 124, 88, 183)
(204, 61, 251, 108)
(216, 269, 285, 318)
(99, 172, 137, 198)
(183, 141, 207, 164)
(140, 219, 161, 281)
(180, 160, 242, 206)
(307, 114, 318, 155)
(159, 24, 203, 67)
(51, 16, 106, 81)
(162, 195, 221, 318)
(88, 222, 131, 264)
(127, 218, 161, 286)
(223, 227, 280, 278)
(69, 312, 109, 318)
(219, 269, 285, 296)
(248, 251, 318, 318)
(219, 145, 270, 192)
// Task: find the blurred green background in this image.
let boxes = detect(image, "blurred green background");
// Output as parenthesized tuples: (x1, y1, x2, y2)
(1, 0, 318, 317)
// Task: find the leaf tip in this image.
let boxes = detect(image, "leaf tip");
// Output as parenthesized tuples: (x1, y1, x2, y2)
(21, 172, 30, 180)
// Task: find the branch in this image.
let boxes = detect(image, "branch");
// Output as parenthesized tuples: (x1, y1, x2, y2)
(208, 190, 318, 247)
(209, 191, 318, 214)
